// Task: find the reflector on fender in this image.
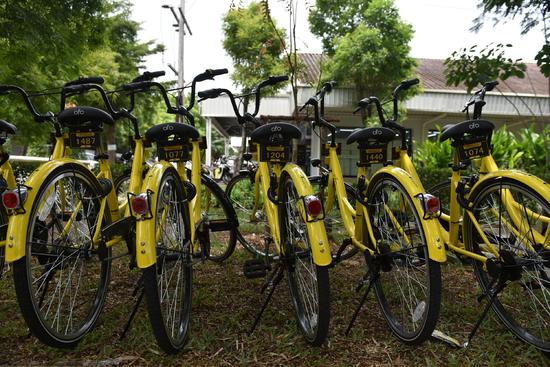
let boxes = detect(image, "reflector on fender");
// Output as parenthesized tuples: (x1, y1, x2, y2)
(131, 193, 149, 215)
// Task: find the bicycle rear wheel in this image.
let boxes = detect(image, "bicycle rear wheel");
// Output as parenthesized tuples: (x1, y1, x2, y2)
(0, 208, 6, 277)
(309, 175, 358, 261)
(201, 174, 237, 262)
(366, 174, 441, 344)
(143, 168, 192, 353)
(279, 174, 330, 346)
(464, 178, 550, 352)
(226, 172, 275, 258)
(13, 164, 111, 348)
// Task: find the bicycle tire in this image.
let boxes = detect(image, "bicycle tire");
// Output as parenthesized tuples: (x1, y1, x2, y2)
(12, 164, 112, 348)
(143, 168, 192, 353)
(226, 172, 275, 258)
(366, 174, 441, 344)
(464, 177, 550, 352)
(279, 173, 330, 346)
(309, 175, 359, 261)
(201, 174, 237, 262)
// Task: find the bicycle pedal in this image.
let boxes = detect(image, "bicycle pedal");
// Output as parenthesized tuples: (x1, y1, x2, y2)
(243, 259, 270, 279)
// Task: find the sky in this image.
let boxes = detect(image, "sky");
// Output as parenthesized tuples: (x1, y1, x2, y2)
(130, 0, 544, 89)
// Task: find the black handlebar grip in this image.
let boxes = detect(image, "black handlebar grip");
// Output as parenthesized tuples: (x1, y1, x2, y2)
(64, 76, 105, 87)
(197, 88, 224, 99)
(0, 85, 9, 95)
(210, 68, 228, 77)
(195, 68, 229, 82)
(132, 71, 165, 83)
(483, 80, 499, 92)
(401, 78, 420, 89)
(258, 75, 289, 89)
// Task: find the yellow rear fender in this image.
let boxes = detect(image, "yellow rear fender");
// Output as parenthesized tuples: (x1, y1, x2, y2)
(5, 159, 98, 262)
(469, 170, 550, 204)
(369, 167, 447, 263)
(134, 162, 176, 269)
(282, 164, 332, 266)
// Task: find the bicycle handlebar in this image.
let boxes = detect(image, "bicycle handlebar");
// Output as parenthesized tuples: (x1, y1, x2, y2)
(197, 75, 288, 127)
(186, 68, 229, 111)
(0, 84, 54, 123)
(64, 76, 105, 87)
(462, 80, 499, 119)
(132, 70, 165, 83)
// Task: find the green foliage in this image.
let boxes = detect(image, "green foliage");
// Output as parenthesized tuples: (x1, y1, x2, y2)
(308, 0, 373, 56)
(318, 0, 416, 122)
(415, 124, 550, 184)
(0, 0, 163, 151)
(471, 0, 550, 77)
(222, 1, 287, 94)
(444, 43, 526, 92)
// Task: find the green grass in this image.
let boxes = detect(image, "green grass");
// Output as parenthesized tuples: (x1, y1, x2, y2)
(0, 249, 548, 366)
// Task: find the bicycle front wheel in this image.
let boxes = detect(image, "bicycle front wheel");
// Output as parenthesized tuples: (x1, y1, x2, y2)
(464, 178, 550, 352)
(12, 164, 112, 348)
(226, 172, 275, 258)
(366, 175, 441, 344)
(143, 168, 192, 353)
(279, 174, 330, 346)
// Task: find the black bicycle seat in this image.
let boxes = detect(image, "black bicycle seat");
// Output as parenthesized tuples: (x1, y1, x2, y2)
(346, 127, 396, 145)
(440, 119, 494, 142)
(145, 122, 200, 143)
(249, 122, 301, 145)
(58, 106, 114, 129)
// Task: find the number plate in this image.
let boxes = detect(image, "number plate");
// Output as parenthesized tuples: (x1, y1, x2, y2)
(260, 145, 290, 163)
(69, 131, 100, 149)
(360, 144, 387, 164)
(158, 144, 190, 162)
(458, 138, 489, 161)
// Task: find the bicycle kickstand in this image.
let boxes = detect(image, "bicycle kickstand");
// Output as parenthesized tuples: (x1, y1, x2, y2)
(248, 263, 284, 335)
(464, 276, 506, 347)
(345, 266, 379, 336)
(120, 274, 145, 340)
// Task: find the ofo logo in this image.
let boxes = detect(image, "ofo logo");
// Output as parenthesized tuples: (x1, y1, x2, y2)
(469, 122, 480, 130)
(373, 129, 382, 135)
(73, 109, 85, 116)
(162, 125, 174, 131)
(270, 126, 282, 132)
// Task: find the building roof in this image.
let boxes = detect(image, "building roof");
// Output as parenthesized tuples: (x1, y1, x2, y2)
(298, 53, 548, 96)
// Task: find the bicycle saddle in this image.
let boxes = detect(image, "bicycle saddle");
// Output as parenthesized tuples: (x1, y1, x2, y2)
(346, 127, 396, 145)
(0, 119, 16, 135)
(145, 122, 200, 143)
(58, 106, 114, 129)
(249, 122, 301, 145)
(440, 119, 494, 142)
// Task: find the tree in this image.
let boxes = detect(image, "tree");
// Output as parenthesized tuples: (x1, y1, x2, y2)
(0, 0, 163, 152)
(444, 43, 527, 92)
(222, 1, 287, 170)
(309, 0, 373, 56)
(314, 0, 416, 123)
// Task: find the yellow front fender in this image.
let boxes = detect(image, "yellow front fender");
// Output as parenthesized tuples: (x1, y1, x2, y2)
(369, 166, 447, 263)
(471, 169, 550, 203)
(282, 163, 332, 266)
(135, 161, 175, 269)
(5, 159, 94, 262)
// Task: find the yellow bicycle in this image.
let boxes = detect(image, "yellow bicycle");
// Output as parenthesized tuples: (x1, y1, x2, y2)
(301, 81, 444, 344)
(199, 76, 332, 345)
(359, 79, 550, 352)
(120, 68, 238, 352)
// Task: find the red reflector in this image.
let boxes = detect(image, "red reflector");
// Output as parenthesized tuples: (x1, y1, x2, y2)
(131, 194, 149, 215)
(424, 194, 440, 214)
(304, 195, 322, 217)
(2, 191, 19, 209)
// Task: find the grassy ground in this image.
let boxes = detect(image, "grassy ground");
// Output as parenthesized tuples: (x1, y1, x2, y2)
(0, 249, 548, 366)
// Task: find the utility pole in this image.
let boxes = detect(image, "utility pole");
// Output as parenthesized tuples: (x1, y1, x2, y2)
(162, 2, 192, 121)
